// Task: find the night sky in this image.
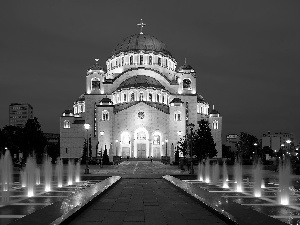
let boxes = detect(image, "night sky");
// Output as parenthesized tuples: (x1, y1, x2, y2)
(1, 0, 299, 143)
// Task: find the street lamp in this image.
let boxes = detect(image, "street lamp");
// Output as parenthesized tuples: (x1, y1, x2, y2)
(84, 123, 90, 174)
(99, 131, 104, 168)
(253, 143, 258, 159)
(165, 139, 168, 157)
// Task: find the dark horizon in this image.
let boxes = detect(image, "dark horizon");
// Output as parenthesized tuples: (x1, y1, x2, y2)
(1, 0, 299, 143)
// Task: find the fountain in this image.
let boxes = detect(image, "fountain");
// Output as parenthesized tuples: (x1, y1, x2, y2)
(44, 156, 52, 192)
(234, 159, 243, 192)
(253, 160, 262, 197)
(222, 161, 229, 188)
(25, 156, 36, 197)
(278, 159, 291, 205)
(56, 158, 63, 188)
(204, 159, 211, 183)
(21, 169, 27, 187)
(67, 159, 74, 185)
(75, 160, 81, 183)
(1, 150, 13, 203)
(211, 162, 220, 185)
(36, 167, 41, 185)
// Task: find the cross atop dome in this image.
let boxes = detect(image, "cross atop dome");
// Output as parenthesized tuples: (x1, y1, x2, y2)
(137, 19, 146, 34)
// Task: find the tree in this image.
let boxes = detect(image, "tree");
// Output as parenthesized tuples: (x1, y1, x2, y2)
(23, 117, 47, 163)
(194, 120, 217, 160)
(81, 139, 88, 164)
(177, 120, 217, 161)
(46, 140, 60, 163)
(103, 148, 109, 165)
(222, 144, 235, 160)
(236, 132, 258, 160)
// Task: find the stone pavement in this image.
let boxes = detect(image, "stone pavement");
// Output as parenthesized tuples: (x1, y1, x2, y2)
(68, 161, 227, 225)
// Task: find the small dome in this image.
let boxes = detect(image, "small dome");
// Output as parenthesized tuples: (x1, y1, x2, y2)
(117, 75, 165, 91)
(177, 64, 195, 72)
(112, 34, 172, 57)
(210, 109, 220, 115)
(62, 109, 73, 116)
(88, 61, 106, 72)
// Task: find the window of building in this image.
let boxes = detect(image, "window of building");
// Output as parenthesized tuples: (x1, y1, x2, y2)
(91, 78, 101, 90)
(183, 79, 191, 89)
(149, 93, 152, 101)
(149, 56, 152, 65)
(158, 57, 161, 66)
(124, 93, 127, 102)
(174, 112, 181, 121)
(122, 57, 124, 66)
(139, 92, 144, 101)
(153, 135, 160, 145)
(130, 56, 133, 65)
(165, 59, 168, 67)
(64, 120, 70, 128)
(157, 94, 160, 103)
(131, 93, 135, 101)
(140, 55, 143, 65)
(213, 120, 218, 129)
(162, 95, 165, 103)
(111, 62, 113, 70)
(102, 110, 109, 121)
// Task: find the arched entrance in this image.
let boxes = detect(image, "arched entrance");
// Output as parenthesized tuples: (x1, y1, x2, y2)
(121, 131, 131, 158)
(134, 127, 149, 158)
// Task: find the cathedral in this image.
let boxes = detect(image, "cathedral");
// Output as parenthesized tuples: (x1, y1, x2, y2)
(60, 22, 222, 162)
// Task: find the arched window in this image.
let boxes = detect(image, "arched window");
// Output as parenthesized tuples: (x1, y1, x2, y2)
(111, 62, 113, 70)
(74, 106, 77, 114)
(91, 78, 100, 90)
(64, 120, 70, 128)
(174, 111, 181, 121)
(158, 57, 161, 66)
(130, 56, 133, 65)
(130, 93, 135, 101)
(139, 92, 144, 101)
(162, 95, 165, 103)
(213, 120, 219, 129)
(165, 59, 168, 67)
(102, 110, 109, 121)
(183, 79, 192, 89)
(149, 93, 152, 101)
(117, 95, 120, 103)
(122, 57, 124, 66)
(123, 93, 127, 102)
(153, 135, 160, 145)
(149, 56, 152, 65)
(157, 94, 160, 103)
(140, 55, 143, 65)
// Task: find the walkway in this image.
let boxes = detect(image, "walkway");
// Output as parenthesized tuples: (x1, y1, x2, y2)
(68, 162, 227, 225)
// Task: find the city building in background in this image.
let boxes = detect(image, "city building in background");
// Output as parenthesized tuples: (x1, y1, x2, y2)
(225, 134, 239, 152)
(60, 26, 222, 162)
(9, 103, 33, 127)
(262, 131, 295, 153)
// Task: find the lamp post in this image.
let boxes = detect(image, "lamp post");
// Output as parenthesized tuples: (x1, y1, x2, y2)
(84, 123, 90, 174)
(99, 131, 104, 168)
(286, 140, 291, 157)
(253, 143, 258, 160)
(165, 139, 168, 164)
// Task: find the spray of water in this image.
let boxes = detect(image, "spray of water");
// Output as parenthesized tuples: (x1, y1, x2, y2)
(234, 159, 243, 192)
(222, 161, 229, 188)
(67, 160, 74, 185)
(44, 156, 52, 192)
(75, 161, 81, 183)
(211, 162, 220, 185)
(253, 160, 262, 197)
(56, 158, 63, 188)
(204, 159, 211, 183)
(278, 159, 291, 205)
(26, 156, 36, 197)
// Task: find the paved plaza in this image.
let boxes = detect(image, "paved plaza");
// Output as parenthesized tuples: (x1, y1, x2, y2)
(69, 161, 227, 225)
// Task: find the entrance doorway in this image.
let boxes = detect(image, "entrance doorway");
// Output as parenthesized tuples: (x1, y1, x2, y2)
(137, 144, 146, 158)
(122, 147, 130, 157)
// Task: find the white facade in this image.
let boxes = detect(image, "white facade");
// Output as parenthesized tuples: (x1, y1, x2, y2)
(60, 33, 222, 162)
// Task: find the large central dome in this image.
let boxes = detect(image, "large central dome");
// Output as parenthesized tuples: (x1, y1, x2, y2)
(116, 75, 165, 91)
(112, 34, 172, 57)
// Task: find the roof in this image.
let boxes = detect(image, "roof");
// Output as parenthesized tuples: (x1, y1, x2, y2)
(116, 75, 165, 91)
(197, 94, 208, 104)
(76, 94, 85, 102)
(169, 98, 184, 104)
(63, 109, 73, 114)
(99, 97, 113, 104)
(112, 34, 172, 57)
